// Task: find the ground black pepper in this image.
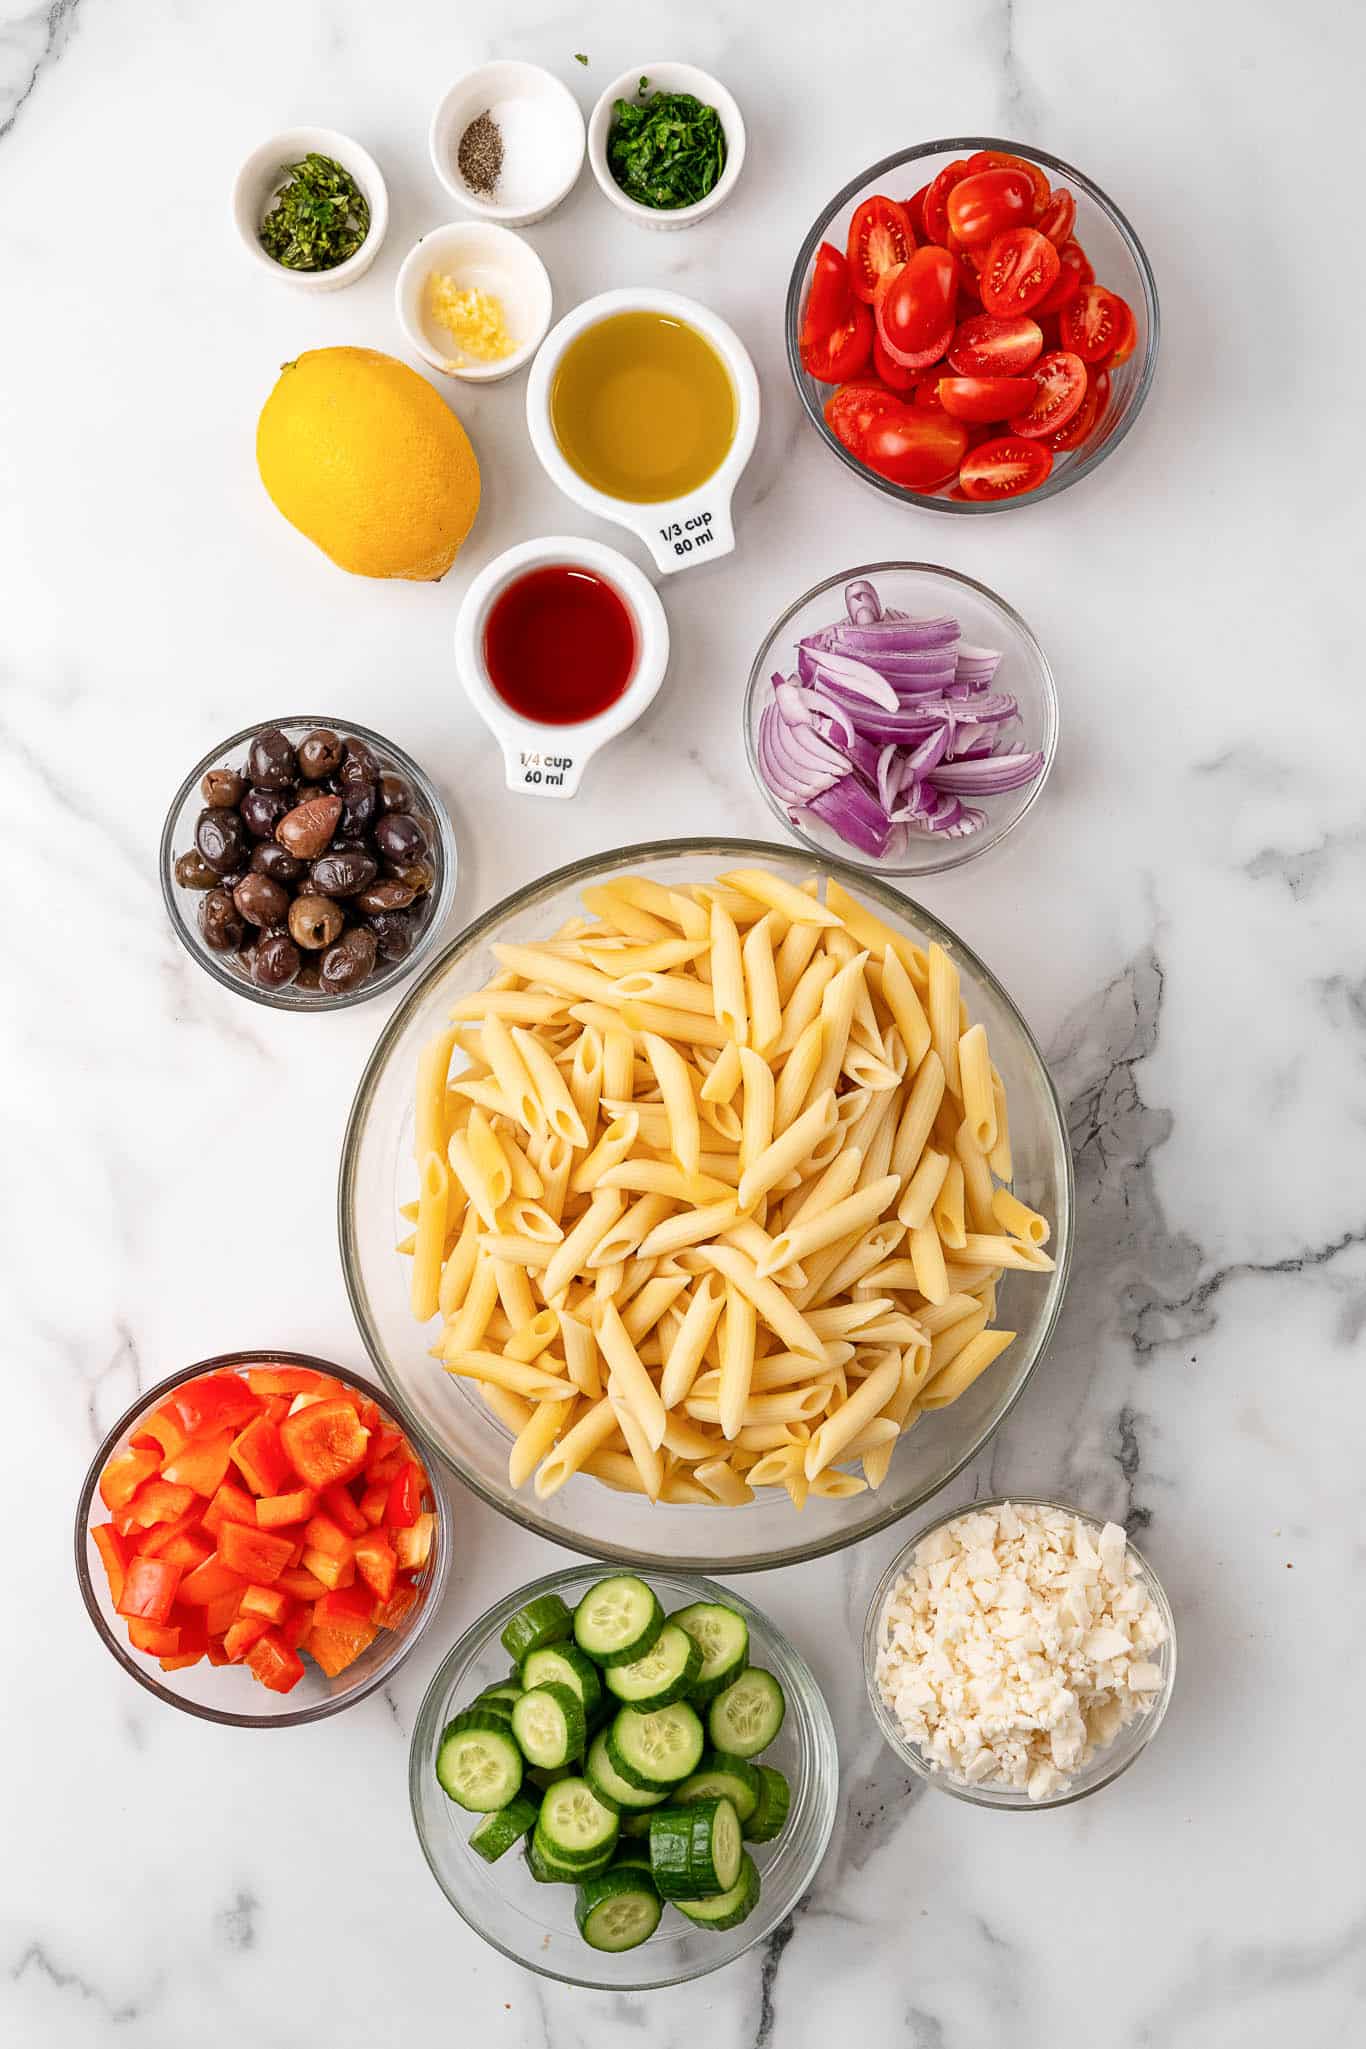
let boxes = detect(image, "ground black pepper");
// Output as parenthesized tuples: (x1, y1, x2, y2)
(458, 111, 503, 197)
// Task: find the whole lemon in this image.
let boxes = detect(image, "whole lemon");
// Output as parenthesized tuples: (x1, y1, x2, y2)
(256, 346, 480, 581)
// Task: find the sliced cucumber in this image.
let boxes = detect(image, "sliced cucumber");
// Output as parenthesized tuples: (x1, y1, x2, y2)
(574, 1575, 664, 1668)
(606, 1702, 705, 1790)
(671, 1600, 750, 1705)
(674, 1750, 762, 1823)
(435, 1711, 524, 1812)
(526, 1763, 573, 1793)
(470, 1682, 520, 1724)
(468, 1795, 538, 1863)
(500, 1593, 575, 1664)
(743, 1765, 791, 1842)
(617, 1808, 655, 1839)
(585, 1730, 669, 1813)
(707, 1668, 786, 1758)
(536, 1776, 619, 1866)
(575, 1865, 663, 1952)
(520, 1642, 603, 1721)
(674, 1852, 761, 1930)
(525, 1832, 614, 1885)
(510, 1682, 585, 1770)
(603, 1624, 702, 1711)
(610, 1846, 654, 1874)
(648, 1796, 742, 1900)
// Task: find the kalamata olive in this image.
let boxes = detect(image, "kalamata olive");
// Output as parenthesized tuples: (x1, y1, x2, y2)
(297, 728, 343, 780)
(195, 805, 249, 876)
(277, 792, 342, 860)
(288, 894, 345, 950)
(367, 908, 416, 964)
(373, 812, 428, 865)
(199, 887, 246, 951)
(248, 726, 298, 790)
(355, 877, 417, 915)
(240, 785, 290, 839)
(251, 930, 302, 989)
(294, 959, 323, 992)
(201, 767, 245, 808)
(383, 856, 435, 896)
(174, 848, 217, 890)
(310, 848, 377, 899)
(378, 770, 414, 814)
(249, 840, 304, 885)
(233, 873, 290, 929)
(339, 736, 380, 785)
(320, 925, 378, 994)
(339, 778, 377, 836)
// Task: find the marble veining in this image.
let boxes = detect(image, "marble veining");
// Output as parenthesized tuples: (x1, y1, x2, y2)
(3, 0, 1364, 2043)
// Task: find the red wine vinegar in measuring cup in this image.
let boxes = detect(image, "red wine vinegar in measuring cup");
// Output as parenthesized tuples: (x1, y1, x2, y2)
(483, 564, 637, 725)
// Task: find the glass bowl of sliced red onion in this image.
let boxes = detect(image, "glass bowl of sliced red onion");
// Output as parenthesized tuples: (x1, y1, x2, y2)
(744, 561, 1057, 875)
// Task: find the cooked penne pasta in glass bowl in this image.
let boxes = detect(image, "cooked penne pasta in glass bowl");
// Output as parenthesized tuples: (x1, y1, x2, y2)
(339, 841, 1073, 1572)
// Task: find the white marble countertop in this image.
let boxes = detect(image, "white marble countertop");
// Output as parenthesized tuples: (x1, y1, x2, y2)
(4, 1, 1363, 2043)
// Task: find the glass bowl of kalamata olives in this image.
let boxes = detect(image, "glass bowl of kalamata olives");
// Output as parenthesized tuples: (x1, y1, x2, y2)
(161, 717, 458, 1011)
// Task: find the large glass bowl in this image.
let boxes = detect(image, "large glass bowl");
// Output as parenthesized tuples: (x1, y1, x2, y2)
(409, 1566, 837, 1988)
(74, 1351, 451, 1728)
(339, 839, 1073, 1571)
(864, 1496, 1177, 1809)
(744, 561, 1058, 877)
(786, 138, 1159, 513)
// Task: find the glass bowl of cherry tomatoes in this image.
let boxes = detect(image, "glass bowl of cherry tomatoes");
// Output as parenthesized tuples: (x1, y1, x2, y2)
(786, 139, 1158, 510)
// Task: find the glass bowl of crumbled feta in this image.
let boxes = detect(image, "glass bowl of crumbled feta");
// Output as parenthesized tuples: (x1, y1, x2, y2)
(863, 1497, 1176, 1808)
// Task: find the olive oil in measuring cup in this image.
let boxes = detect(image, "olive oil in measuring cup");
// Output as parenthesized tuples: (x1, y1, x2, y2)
(549, 310, 737, 503)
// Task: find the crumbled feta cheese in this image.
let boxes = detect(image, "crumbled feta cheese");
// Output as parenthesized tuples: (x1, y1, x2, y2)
(874, 1503, 1169, 1800)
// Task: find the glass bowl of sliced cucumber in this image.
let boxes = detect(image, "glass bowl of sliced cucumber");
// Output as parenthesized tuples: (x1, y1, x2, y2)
(409, 1566, 838, 1986)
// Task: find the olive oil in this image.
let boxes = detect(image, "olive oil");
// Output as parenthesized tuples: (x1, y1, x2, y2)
(550, 311, 736, 503)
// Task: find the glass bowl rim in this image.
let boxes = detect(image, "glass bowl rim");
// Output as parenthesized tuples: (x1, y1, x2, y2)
(742, 558, 1059, 876)
(337, 834, 1076, 1573)
(862, 1492, 1178, 1809)
(74, 1347, 452, 1728)
(408, 1561, 839, 1988)
(158, 712, 460, 1014)
(784, 135, 1161, 515)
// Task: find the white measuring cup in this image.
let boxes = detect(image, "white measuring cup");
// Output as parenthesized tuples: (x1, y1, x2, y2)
(524, 287, 761, 575)
(454, 537, 670, 800)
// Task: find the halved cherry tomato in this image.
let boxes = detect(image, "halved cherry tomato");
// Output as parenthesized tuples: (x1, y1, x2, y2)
(980, 228, 1061, 317)
(1038, 188, 1076, 245)
(946, 168, 1035, 247)
(847, 196, 915, 303)
(1059, 284, 1131, 363)
(875, 247, 958, 368)
(1044, 368, 1109, 451)
(947, 313, 1044, 377)
(937, 374, 1037, 422)
(958, 436, 1054, 500)
(951, 242, 983, 305)
(964, 150, 1050, 217)
(1038, 240, 1093, 314)
(800, 242, 873, 383)
(1098, 298, 1136, 369)
(1007, 351, 1088, 437)
(861, 406, 971, 490)
(921, 159, 970, 246)
(872, 334, 918, 390)
(904, 184, 931, 240)
(911, 374, 948, 410)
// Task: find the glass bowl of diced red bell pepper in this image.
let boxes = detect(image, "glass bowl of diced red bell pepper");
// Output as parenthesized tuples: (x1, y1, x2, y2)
(786, 139, 1159, 509)
(75, 1351, 450, 1726)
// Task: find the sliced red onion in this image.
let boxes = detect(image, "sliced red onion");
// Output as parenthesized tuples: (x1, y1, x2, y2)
(949, 724, 996, 758)
(921, 789, 965, 831)
(906, 725, 951, 777)
(941, 807, 987, 838)
(761, 704, 847, 798)
(876, 744, 902, 814)
(805, 647, 900, 710)
(929, 749, 1045, 794)
(805, 776, 894, 856)
(833, 616, 961, 653)
(844, 579, 883, 626)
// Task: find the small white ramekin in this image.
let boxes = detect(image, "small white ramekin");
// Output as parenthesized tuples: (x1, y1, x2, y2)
(232, 126, 388, 292)
(395, 223, 552, 384)
(525, 287, 760, 575)
(429, 62, 585, 227)
(588, 62, 745, 230)
(454, 537, 670, 800)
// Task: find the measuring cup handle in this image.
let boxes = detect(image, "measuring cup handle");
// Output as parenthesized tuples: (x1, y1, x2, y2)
(497, 737, 587, 800)
(642, 497, 736, 575)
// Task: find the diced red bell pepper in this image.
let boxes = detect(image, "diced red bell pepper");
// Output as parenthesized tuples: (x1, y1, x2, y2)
(128, 1618, 181, 1656)
(156, 1528, 215, 1574)
(385, 1461, 423, 1529)
(159, 1647, 205, 1671)
(161, 1428, 235, 1497)
(117, 1556, 182, 1624)
(140, 1406, 191, 1463)
(223, 1613, 273, 1661)
(216, 1520, 295, 1585)
(261, 1395, 292, 1426)
(164, 1372, 264, 1438)
(372, 1581, 421, 1631)
(322, 1483, 368, 1536)
(255, 1487, 316, 1529)
(358, 1398, 382, 1433)
(302, 1513, 353, 1562)
(206, 1638, 232, 1666)
(99, 1446, 160, 1512)
(135, 1507, 202, 1558)
(284, 1538, 306, 1568)
(353, 1530, 398, 1604)
(230, 1417, 291, 1497)
(202, 1480, 258, 1536)
(359, 1482, 389, 1527)
(177, 1555, 248, 1607)
(364, 1426, 404, 1475)
(90, 1522, 133, 1606)
(245, 1366, 339, 1398)
(205, 1589, 244, 1636)
(314, 1584, 377, 1628)
(117, 1477, 196, 1534)
(275, 1566, 330, 1604)
(365, 1447, 408, 1487)
(239, 1584, 290, 1626)
(301, 1546, 356, 1591)
(280, 1399, 369, 1489)
(278, 1604, 311, 1651)
(306, 1614, 378, 1677)
(393, 1511, 436, 1573)
(246, 1629, 306, 1694)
